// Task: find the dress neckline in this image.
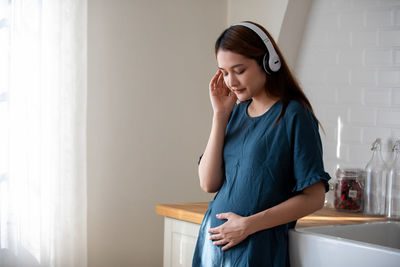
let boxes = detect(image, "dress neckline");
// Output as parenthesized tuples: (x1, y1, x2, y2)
(245, 99, 280, 120)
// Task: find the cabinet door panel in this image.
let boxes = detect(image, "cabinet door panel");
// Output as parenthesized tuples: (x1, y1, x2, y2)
(164, 217, 200, 267)
(171, 232, 197, 266)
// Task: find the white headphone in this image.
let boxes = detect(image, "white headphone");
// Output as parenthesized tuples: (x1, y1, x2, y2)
(233, 22, 281, 74)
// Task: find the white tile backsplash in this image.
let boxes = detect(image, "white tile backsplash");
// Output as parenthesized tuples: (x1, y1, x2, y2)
(325, 67, 351, 84)
(338, 49, 363, 65)
(297, 0, 400, 175)
(363, 87, 391, 106)
(353, 0, 379, 8)
(364, 48, 393, 66)
(380, 0, 400, 7)
(377, 109, 400, 126)
(327, 31, 352, 47)
(352, 31, 379, 47)
(392, 128, 400, 139)
(339, 11, 365, 29)
(323, 143, 338, 162)
(380, 30, 400, 46)
(337, 87, 363, 104)
(306, 31, 329, 46)
(316, 12, 340, 30)
(321, 123, 337, 143)
(378, 69, 400, 86)
(340, 125, 363, 143)
(362, 127, 392, 144)
(348, 144, 376, 168)
(393, 88, 400, 105)
(395, 49, 400, 65)
(350, 68, 377, 85)
(395, 9, 400, 25)
(325, 106, 349, 124)
(331, 0, 354, 10)
(366, 9, 394, 28)
(296, 67, 326, 84)
(349, 107, 377, 125)
(307, 48, 338, 66)
(316, 86, 338, 104)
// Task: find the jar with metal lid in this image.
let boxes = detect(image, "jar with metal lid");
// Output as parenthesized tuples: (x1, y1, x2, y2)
(334, 168, 364, 212)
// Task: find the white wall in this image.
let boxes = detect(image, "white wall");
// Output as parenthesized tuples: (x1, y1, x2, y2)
(227, 0, 313, 70)
(87, 1, 226, 266)
(278, 0, 313, 70)
(296, 0, 400, 178)
(227, 0, 288, 40)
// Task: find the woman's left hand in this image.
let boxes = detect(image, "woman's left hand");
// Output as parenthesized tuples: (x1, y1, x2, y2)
(208, 212, 251, 251)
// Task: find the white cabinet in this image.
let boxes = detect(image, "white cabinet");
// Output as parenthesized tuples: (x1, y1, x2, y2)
(163, 217, 200, 267)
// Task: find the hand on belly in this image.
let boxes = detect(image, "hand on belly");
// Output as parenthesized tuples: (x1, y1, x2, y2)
(208, 212, 251, 251)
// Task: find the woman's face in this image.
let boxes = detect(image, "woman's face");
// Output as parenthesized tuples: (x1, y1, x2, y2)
(216, 49, 267, 102)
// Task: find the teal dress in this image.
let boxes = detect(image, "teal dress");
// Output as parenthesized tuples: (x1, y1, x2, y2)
(192, 99, 331, 267)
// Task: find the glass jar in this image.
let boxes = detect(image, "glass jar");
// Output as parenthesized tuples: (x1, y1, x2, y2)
(334, 168, 364, 212)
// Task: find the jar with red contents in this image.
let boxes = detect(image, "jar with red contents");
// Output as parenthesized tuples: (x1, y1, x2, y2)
(334, 168, 365, 212)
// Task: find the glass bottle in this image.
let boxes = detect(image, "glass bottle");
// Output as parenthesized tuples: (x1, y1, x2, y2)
(364, 138, 387, 216)
(386, 140, 400, 219)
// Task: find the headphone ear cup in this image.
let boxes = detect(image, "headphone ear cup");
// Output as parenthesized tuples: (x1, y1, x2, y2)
(262, 53, 271, 74)
(234, 22, 281, 74)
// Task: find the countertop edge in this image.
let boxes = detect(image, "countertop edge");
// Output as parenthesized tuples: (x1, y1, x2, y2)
(156, 203, 205, 225)
(156, 202, 388, 227)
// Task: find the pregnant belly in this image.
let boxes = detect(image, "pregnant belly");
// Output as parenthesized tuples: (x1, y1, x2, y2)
(208, 172, 286, 229)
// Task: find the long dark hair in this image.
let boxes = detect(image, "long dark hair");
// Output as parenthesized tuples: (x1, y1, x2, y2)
(215, 21, 320, 126)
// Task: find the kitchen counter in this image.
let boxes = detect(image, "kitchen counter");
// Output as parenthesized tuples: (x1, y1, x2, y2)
(156, 202, 388, 227)
(157, 202, 389, 266)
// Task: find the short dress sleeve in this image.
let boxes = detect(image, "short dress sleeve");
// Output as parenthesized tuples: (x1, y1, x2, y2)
(286, 103, 331, 192)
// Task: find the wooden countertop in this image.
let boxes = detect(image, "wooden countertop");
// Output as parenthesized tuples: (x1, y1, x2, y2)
(156, 202, 388, 227)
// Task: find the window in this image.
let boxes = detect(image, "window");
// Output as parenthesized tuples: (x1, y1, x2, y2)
(0, 0, 10, 186)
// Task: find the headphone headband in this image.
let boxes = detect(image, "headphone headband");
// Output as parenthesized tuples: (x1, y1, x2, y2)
(233, 22, 281, 74)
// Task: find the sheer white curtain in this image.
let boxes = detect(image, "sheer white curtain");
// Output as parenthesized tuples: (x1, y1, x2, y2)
(0, 0, 87, 266)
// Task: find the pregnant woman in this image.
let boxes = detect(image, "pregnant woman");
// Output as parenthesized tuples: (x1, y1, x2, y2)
(192, 21, 331, 267)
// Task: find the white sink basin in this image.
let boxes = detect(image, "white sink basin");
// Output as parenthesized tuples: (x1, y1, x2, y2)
(289, 221, 400, 267)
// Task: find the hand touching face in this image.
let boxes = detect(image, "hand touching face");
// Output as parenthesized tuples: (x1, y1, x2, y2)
(208, 69, 238, 116)
(217, 50, 267, 102)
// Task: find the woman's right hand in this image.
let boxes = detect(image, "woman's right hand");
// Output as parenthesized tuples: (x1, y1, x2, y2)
(209, 70, 237, 117)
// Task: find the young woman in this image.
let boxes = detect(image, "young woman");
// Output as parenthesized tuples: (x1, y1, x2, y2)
(192, 21, 331, 267)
